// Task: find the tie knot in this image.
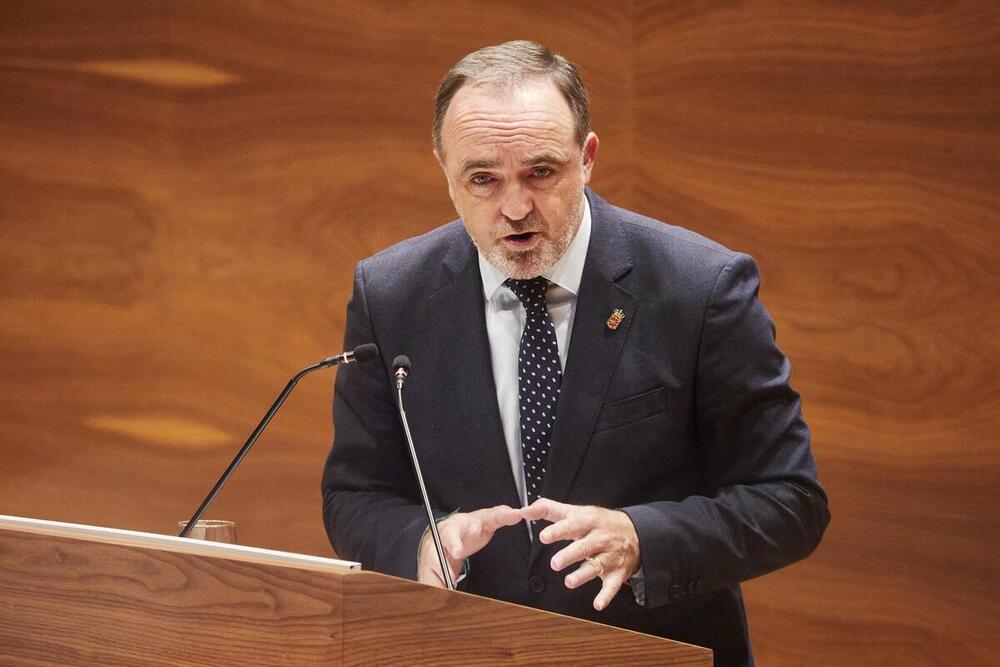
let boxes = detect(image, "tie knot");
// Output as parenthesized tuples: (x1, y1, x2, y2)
(504, 277, 550, 311)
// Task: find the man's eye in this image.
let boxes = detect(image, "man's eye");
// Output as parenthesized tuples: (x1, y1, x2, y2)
(470, 174, 494, 186)
(531, 167, 553, 179)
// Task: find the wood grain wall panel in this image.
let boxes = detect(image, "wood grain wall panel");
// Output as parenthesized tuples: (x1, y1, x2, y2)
(0, 1, 631, 561)
(2, 1, 998, 664)
(632, 1, 999, 664)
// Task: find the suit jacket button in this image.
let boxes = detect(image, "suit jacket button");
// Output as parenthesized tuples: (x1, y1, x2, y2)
(528, 575, 546, 593)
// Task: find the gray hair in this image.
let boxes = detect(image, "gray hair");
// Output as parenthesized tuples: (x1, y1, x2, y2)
(432, 40, 590, 156)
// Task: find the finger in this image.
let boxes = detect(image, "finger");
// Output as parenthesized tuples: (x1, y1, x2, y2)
(424, 529, 465, 582)
(521, 497, 572, 523)
(563, 557, 603, 590)
(539, 512, 595, 545)
(450, 519, 492, 559)
(593, 572, 626, 611)
(476, 504, 523, 531)
(439, 522, 467, 561)
(550, 539, 595, 572)
(444, 508, 519, 561)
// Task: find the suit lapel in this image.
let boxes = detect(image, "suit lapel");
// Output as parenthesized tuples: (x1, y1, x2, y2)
(426, 232, 529, 556)
(531, 192, 636, 561)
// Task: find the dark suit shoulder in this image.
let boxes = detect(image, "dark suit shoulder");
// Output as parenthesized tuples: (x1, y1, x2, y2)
(614, 205, 735, 263)
(362, 220, 466, 272)
(589, 196, 747, 298)
(356, 220, 470, 301)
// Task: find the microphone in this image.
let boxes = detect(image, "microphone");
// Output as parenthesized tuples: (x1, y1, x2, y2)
(179, 343, 379, 538)
(392, 355, 455, 591)
(320, 343, 378, 368)
(394, 356, 409, 390)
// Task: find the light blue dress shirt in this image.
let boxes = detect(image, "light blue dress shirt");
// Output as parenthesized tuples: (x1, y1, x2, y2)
(477, 196, 593, 508)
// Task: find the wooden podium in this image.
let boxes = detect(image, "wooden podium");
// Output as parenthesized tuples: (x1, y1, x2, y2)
(0, 515, 711, 665)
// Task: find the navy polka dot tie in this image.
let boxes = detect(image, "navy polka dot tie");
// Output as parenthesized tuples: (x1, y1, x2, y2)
(505, 277, 562, 505)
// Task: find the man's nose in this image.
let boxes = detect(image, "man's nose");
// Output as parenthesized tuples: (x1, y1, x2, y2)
(498, 182, 533, 221)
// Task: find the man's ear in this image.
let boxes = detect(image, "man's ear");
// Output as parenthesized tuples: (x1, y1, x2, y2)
(581, 132, 599, 184)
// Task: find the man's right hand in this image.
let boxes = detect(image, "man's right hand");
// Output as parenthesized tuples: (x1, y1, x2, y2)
(417, 504, 522, 587)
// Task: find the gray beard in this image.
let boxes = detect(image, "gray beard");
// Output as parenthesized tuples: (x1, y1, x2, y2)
(467, 196, 583, 280)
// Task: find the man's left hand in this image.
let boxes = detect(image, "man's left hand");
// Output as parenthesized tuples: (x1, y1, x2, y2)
(521, 498, 641, 611)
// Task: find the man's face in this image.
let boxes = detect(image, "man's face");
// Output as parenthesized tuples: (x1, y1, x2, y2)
(436, 78, 599, 279)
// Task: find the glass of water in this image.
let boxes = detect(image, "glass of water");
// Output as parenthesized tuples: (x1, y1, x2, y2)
(177, 519, 237, 544)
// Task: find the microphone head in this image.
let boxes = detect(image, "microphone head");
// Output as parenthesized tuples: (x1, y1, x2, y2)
(352, 343, 379, 363)
(392, 355, 411, 372)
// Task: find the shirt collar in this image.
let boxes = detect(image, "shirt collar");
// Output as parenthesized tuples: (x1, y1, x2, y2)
(479, 195, 592, 300)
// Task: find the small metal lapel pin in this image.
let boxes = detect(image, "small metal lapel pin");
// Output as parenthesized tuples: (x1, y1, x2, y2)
(606, 308, 625, 331)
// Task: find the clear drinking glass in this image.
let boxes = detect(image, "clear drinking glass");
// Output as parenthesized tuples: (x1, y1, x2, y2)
(177, 519, 237, 544)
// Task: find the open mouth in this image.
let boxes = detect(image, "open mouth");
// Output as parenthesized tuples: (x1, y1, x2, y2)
(502, 231, 540, 248)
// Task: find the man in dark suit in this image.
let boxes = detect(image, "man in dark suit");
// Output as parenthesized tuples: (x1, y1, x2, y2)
(322, 41, 828, 665)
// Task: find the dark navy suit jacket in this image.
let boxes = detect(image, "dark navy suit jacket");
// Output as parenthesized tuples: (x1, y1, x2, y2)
(322, 190, 829, 665)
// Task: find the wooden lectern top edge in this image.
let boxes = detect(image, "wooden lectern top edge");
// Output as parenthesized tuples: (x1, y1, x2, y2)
(0, 515, 712, 665)
(0, 513, 360, 574)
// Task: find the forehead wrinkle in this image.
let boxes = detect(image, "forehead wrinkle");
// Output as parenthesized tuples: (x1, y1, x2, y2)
(451, 105, 568, 124)
(444, 101, 577, 170)
(451, 123, 569, 154)
(447, 105, 572, 136)
(455, 129, 566, 149)
(452, 118, 567, 141)
(449, 112, 569, 137)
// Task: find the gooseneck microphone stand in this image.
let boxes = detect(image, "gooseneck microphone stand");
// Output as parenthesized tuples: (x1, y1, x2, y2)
(392, 355, 455, 591)
(178, 343, 378, 538)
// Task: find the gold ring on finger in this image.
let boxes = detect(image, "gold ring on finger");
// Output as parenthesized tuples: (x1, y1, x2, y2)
(585, 556, 605, 577)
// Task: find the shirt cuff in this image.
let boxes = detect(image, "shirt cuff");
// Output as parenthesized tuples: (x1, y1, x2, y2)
(627, 567, 647, 606)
